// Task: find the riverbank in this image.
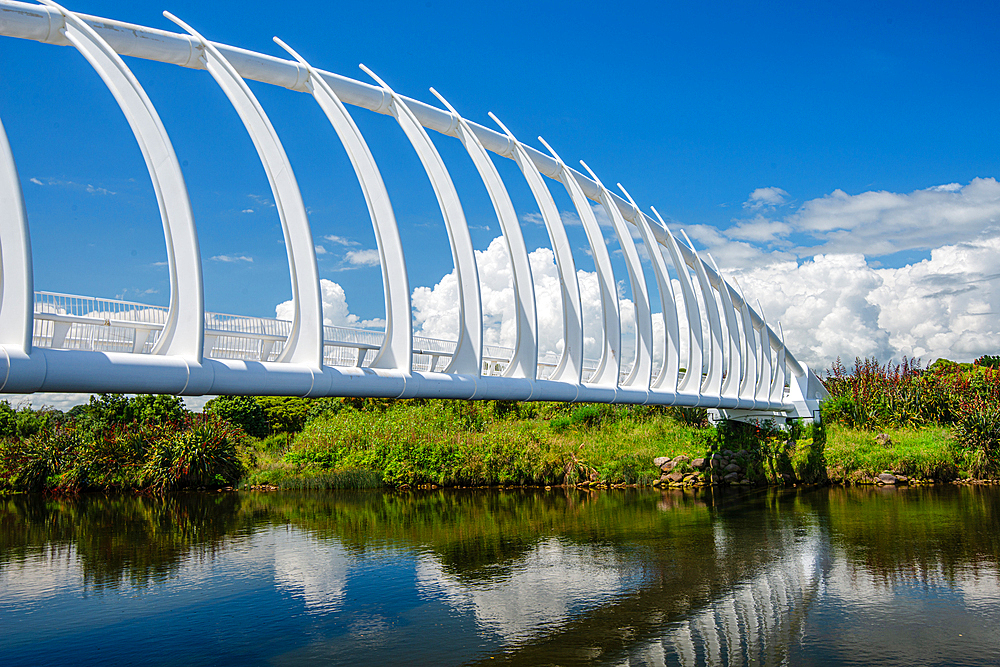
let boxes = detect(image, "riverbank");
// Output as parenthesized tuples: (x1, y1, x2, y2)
(1, 380, 998, 494)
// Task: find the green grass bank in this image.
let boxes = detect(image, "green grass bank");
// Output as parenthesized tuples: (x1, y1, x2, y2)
(2, 354, 999, 494)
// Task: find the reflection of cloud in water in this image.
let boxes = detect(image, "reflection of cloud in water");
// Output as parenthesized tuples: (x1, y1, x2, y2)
(272, 528, 350, 613)
(0, 545, 81, 605)
(416, 537, 648, 644)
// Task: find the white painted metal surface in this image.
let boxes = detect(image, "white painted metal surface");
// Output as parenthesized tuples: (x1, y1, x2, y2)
(0, 1, 826, 419)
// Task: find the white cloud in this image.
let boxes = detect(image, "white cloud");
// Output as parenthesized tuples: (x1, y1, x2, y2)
(729, 236, 1000, 369)
(344, 249, 380, 266)
(242, 208, 254, 214)
(275, 278, 385, 329)
(324, 234, 359, 246)
(29, 177, 43, 185)
(744, 186, 789, 209)
(314, 245, 327, 255)
(787, 177, 1000, 256)
(210, 254, 253, 263)
(248, 193, 274, 208)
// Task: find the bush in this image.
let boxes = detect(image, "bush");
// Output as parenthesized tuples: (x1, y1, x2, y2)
(204, 395, 268, 438)
(0, 401, 16, 438)
(952, 396, 1000, 479)
(255, 397, 312, 434)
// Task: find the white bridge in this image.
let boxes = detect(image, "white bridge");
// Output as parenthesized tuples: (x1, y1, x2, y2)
(0, 1, 826, 419)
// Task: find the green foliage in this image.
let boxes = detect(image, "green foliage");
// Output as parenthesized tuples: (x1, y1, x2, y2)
(0, 415, 245, 493)
(952, 396, 1000, 479)
(0, 401, 17, 438)
(255, 397, 312, 434)
(204, 395, 268, 438)
(131, 394, 186, 425)
(974, 354, 1000, 369)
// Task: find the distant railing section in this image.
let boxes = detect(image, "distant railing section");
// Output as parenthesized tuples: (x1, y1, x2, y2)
(31, 292, 665, 384)
(31, 292, 534, 373)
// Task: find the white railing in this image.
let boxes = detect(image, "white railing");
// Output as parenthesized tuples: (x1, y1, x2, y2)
(30, 292, 647, 380)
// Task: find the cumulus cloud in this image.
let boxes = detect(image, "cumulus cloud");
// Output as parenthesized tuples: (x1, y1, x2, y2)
(275, 279, 385, 330)
(411, 236, 646, 367)
(210, 254, 253, 263)
(314, 245, 327, 255)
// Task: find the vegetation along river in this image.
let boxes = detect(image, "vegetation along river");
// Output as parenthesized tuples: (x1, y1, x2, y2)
(1, 485, 998, 666)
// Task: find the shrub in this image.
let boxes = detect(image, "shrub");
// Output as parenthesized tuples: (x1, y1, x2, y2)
(255, 396, 313, 434)
(204, 395, 268, 438)
(0, 401, 16, 438)
(952, 395, 1000, 479)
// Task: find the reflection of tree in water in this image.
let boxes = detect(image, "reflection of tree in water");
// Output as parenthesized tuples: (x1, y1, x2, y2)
(0, 493, 253, 589)
(819, 485, 1000, 586)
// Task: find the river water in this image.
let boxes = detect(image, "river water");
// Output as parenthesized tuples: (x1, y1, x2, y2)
(1, 485, 997, 666)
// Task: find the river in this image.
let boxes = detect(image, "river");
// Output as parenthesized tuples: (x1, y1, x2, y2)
(1, 485, 998, 666)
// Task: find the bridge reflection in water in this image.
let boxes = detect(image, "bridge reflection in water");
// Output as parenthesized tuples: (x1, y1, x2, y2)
(3, 487, 999, 665)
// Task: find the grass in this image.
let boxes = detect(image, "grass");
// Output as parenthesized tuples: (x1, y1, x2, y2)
(250, 401, 710, 490)
(824, 423, 961, 481)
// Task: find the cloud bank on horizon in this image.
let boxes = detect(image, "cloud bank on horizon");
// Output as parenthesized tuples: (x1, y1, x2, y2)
(301, 178, 1000, 375)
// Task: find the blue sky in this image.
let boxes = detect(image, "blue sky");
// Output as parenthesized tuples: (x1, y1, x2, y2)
(1, 0, 999, 394)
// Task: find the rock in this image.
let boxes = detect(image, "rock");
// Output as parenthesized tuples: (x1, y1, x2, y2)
(737, 450, 750, 459)
(723, 449, 735, 458)
(723, 472, 740, 483)
(692, 458, 707, 470)
(876, 433, 892, 447)
(877, 472, 898, 485)
(666, 471, 685, 483)
(653, 456, 671, 468)
(895, 475, 909, 484)
(660, 461, 676, 473)
(672, 454, 691, 465)
(724, 463, 742, 474)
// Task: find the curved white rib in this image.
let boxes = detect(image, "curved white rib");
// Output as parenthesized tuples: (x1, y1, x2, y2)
(772, 323, 788, 405)
(44, 1, 203, 360)
(580, 162, 652, 389)
(653, 209, 704, 397)
(680, 230, 724, 401)
(619, 186, 681, 392)
(756, 300, 773, 405)
(430, 89, 537, 379)
(360, 65, 481, 376)
(489, 113, 583, 384)
(538, 138, 619, 387)
(164, 12, 323, 368)
(733, 279, 760, 408)
(708, 254, 743, 403)
(272, 38, 411, 372)
(0, 116, 32, 353)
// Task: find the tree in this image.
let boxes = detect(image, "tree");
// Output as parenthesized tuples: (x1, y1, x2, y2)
(203, 395, 268, 438)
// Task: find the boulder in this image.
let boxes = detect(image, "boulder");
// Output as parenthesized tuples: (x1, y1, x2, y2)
(692, 458, 707, 470)
(666, 471, 685, 483)
(723, 472, 740, 483)
(877, 472, 898, 485)
(722, 449, 735, 458)
(724, 463, 742, 474)
(660, 461, 676, 473)
(653, 456, 671, 468)
(672, 454, 691, 465)
(876, 433, 893, 447)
